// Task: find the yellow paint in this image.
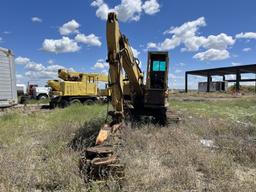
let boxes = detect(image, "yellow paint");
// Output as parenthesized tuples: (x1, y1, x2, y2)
(48, 69, 110, 97)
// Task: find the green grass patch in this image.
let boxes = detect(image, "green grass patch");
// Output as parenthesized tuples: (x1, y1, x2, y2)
(170, 98, 256, 124)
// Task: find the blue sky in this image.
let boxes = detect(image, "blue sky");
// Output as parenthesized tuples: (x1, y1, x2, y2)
(0, 0, 256, 89)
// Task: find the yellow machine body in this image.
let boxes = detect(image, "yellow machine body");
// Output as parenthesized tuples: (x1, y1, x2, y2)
(60, 81, 97, 96)
(48, 69, 110, 108)
(48, 70, 109, 97)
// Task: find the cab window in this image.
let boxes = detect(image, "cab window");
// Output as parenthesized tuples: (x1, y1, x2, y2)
(152, 61, 166, 71)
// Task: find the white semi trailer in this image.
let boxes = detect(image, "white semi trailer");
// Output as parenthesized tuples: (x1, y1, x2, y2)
(0, 47, 18, 108)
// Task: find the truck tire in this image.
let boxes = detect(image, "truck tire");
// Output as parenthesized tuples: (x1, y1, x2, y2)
(84, 99, 94, 105)
(20, 95, 29, 104)
(59, 99, 69, 108)
(38, 94, 48, 100)
(49, 101, 57, 109)
(70, 99, 82, 106)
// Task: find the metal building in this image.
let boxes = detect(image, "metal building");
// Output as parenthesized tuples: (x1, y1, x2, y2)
(0, 47, 17, 107)
(185, 64, 256, 93)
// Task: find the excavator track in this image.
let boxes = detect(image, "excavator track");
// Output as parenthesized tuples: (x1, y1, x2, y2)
(79, 111, 181, 182)
(80, 145, 124, 180)
(79, 124, 126, 182)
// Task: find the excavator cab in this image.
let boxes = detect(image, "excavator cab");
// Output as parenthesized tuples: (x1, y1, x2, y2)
(148, 51, 168, 89)
(144, 51, 169, 112)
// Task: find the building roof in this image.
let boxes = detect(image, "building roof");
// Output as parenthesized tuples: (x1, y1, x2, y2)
(186, 64, 256, 76)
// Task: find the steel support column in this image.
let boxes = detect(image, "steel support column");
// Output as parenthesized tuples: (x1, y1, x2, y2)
(255, 74, 256, 94)
(185, 72, 188, 93)
(207, 74, 212, 92)
(236, 71, 241, 92)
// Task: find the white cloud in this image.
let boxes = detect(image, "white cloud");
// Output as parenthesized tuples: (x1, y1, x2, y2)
(31, 17, 42, 23)
(94, 62, 105, 69)
(115, 0, 142, 22)
(47, 64, 68, 72)
(159, 37, 181, 51)
(47, 59, 55, 65)
(147, 17, 235, 61)
(202, 33, 235, 50)
(179, 62, 185, 67)
(91, 0, 112, 20)
(131, 47, 140, 58)
(42, 21, 102, 53)
(142, 0, 160, 15)
(93, 59, 108, 69)
(41, 37, 81, 53)
(59, 20, 80, 35)
(168, 73, 183, 79)
(149, 17, 206, 51)
(242, 47, 251, 52)
(231, 62, 241, 66)
(75, 33, 102, 47)
(25, 62, 45, 72)
(91, 0, 160, 22)
(174, 69, 182, 74)
(146, 42, 157, 49)
(91, 0, 104, 7)
(15, 57, 30, 65)
(149, 17, 235, 53)
(3, 31, 11, 34)
(100, 69, 108, 75)
(169, 74, 176, 79)
(16, 74, 25, 83)
(236, 32, 256, 39)
(16, 74, 23, 79)
(16, 56, 74, 82)
(193, 49, 230, 61)
(164, 17, 206, 35)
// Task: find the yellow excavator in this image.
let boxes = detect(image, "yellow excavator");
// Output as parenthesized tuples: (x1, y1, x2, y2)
(80, 12, 169, 180)
(48, 69, 110, 108)
(96, 12, 169, 144)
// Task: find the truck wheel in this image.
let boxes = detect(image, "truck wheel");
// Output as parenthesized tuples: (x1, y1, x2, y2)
(20, 95, 29, 104)
(60, 99, 69, 108)
(49, 101, 57, 109)
(84, 99, 94, 105)
(70, 99, 81, 106)
(38, 94, 48, 100)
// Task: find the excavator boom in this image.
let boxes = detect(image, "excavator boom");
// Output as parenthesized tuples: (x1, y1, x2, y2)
(106, 12, 144, 121)
(96, 12, 169, 145)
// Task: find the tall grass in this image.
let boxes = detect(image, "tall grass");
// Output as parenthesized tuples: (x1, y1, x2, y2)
(0, 104, 107, 191)
(0, 97, 256, 191)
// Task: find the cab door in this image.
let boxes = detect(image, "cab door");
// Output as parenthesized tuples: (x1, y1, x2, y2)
(86, 76, 97, 95)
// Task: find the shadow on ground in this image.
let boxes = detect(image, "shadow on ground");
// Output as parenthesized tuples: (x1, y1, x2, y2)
(68, 119, 105, 151)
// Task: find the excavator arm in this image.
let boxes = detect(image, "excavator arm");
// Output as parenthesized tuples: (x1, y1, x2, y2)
(96, 12, 145, 144)
(106, 12, 144, 122)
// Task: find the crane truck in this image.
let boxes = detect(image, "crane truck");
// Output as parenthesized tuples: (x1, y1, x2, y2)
(48, 69, 110, 108)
